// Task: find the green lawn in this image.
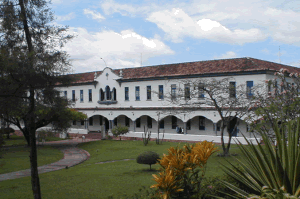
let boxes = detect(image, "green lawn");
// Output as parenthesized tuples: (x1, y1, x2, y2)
(0, 140, 246, 199)
(2, 135, 67, 147)
(0, 145, 64, 174)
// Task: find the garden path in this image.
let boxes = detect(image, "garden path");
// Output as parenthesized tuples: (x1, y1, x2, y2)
(0, 139, 98, 181)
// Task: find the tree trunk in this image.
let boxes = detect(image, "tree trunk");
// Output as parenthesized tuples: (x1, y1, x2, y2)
(19, 0, 42, 197)
(220, 126, 227, 155)
(28, 124, 41, 199)
(22, 128, 30, 146)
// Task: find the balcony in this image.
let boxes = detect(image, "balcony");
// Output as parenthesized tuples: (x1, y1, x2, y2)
(97, 100, 117, 105)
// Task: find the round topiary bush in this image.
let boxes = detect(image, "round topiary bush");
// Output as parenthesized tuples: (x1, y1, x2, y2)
(136, 151, 160, 170)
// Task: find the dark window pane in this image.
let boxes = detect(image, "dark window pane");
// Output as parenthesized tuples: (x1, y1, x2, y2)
(89, 117, 93, 126)
(89, 89, 92, 102)
(147, 86, 151, 100)
(147, 116, 152, 128)
(159, 119, 164, 129)
(136, 118, 141, 128)
(125, 87, 129, 101)
(199, 116, 205, 130)
(172, 116, 177, 129)
(159, 85, 164, 99)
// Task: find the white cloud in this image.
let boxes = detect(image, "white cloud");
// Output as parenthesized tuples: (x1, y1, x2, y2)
(100, 0, 160, 17)
(63, 28, 174, 72)
(56, 12, 75, 21)
(83, 9, 105, 22)
(214, 51, 237, 59)
(147, 8, 266, 44)
(99, 0, 300, 46)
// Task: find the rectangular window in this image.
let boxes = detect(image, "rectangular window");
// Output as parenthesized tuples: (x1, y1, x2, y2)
(80, 90, 83, 102)
(147, 116, 152, 128)
(229, 82, 236, 98)
(73, 120, 76, 125)
(246, 81, 253, 98)
(136, 118, 141, 128)
(81, 120, 84, 126)
(198, 83, 205, 98)
(159, 85, 164, 99)
(89, 89, 92, 102)
(186, 120, 191, 130)
(114, 118, 117, 126)
(147, 86, 151, 100)
(185, 84, 190, 99)
(159, 119, 164, 129)
(199, 116, 205, 130)
(64, 91, 67, 98)
(135, 86, 140, 101)
(89, 117, 93, 126)
(125, 87, 129, 101)
(72, 90, 75, 102)
(172, 116, 177, 129)
(171, 84, 176, 99)
(125, 117, 130, 127)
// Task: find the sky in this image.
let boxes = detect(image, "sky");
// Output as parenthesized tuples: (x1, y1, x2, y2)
(50, 0, 300, 74)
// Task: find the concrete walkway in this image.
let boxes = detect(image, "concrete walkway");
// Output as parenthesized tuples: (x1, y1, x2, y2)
(0, 139, 97, 182)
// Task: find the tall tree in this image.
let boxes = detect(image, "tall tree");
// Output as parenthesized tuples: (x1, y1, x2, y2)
(246, 69, 300, 140)
(166, 77, 252, 156)
(0, 0, 82, 198)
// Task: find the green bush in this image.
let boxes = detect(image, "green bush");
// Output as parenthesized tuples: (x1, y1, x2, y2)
(136, 151, 160, 170)
(0, 127, 15, 139)
(112, 125, 129, 140)
(36, 129, 56, 142)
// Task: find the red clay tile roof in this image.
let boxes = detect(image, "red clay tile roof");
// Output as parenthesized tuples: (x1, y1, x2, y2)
(69, 57, 300, 84)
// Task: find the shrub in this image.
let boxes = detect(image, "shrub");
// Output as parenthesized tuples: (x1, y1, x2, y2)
(136, 151, 160, 170)
(151, 141, 218, 199)
(0, 127, 15, 139)
(222, 118, 300, 198)
(36, 129, 56, 142)
(112, 125, 129, 140)
(142, 126, 151, 146)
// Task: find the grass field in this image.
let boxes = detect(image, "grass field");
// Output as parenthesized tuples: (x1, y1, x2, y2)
(0, 139, 246, 199)
(2, 135, 67, 147)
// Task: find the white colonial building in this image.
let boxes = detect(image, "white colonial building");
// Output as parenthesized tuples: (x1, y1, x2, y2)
(54, 57, 300, 142)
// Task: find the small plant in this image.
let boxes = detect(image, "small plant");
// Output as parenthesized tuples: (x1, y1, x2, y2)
(112, 125, 129, 140)
(142, 126, 151, 146)
(156, 130, 164, 145)
(136, 151, 160, 170)
(151, 141, 218, 199)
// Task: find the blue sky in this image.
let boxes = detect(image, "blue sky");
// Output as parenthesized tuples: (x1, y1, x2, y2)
(50, 0, 300, 73)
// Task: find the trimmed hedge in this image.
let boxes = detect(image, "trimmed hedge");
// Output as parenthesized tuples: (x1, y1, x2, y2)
(136, 151, 160, 170)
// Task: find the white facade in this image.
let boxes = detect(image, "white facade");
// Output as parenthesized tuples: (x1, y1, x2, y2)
(54, 58, 300, 138)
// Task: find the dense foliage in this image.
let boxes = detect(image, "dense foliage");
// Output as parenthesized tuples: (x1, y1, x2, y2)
(151, 141, 218, 199)
(222, 119, 300, 198)
(136, 151, 160, 170)
(112, 125, 129, 140)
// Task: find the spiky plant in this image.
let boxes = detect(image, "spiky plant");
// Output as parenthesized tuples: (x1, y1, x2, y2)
(221, 118, 300, 198)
